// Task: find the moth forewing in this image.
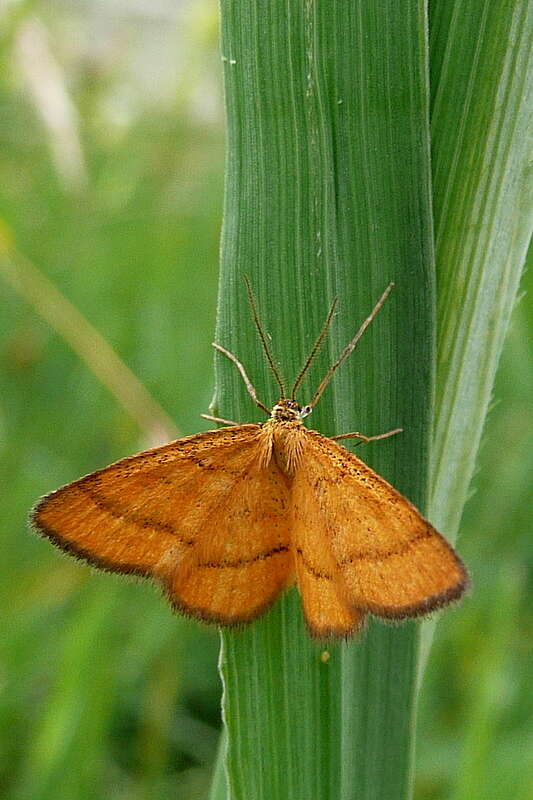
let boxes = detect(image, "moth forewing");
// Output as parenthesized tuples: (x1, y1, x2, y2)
(32, 286, 469, 638)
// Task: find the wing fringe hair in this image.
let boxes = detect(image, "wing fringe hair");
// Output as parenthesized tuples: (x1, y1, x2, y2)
(32, 424, 468, 639)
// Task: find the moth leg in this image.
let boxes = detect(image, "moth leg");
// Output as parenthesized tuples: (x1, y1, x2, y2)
(212, 343, 270, 416)
(330, 427, 403, 445)
(201, 413, 240, 427)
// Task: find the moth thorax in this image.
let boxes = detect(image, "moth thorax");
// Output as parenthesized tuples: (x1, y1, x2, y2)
(271, 421, 307, 476)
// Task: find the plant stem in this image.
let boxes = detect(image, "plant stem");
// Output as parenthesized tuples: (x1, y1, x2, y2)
(213, 2, 435, 798)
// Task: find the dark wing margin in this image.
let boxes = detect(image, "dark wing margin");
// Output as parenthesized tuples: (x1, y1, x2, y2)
(299, 431, 469, 620)
(31, 425, 292, 624)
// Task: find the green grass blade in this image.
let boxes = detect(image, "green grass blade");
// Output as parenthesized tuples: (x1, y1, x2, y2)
(214, 2, 435, 798)
(416, 2, 533, 791)
(208, 732, 228, 800)
(429, 0, 533, 537)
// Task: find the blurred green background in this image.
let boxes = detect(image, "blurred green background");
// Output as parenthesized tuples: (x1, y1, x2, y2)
(0, 3, 531, 799)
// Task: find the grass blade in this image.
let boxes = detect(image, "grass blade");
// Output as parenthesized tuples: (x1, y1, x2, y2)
(429, 0, 533, 537)
(214, 2, 435, 798)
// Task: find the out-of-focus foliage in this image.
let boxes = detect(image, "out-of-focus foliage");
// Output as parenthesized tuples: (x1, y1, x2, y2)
(0, 3, 530, 799)
(1, 4, 223, 799)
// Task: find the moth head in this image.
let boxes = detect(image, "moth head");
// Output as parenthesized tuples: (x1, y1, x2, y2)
(271, 399, 312, 422)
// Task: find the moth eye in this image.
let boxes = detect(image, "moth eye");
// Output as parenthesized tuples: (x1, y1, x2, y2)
(300, 405, 312, 419)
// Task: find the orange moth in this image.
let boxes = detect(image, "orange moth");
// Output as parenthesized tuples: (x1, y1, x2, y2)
(32, 282, 468, 638)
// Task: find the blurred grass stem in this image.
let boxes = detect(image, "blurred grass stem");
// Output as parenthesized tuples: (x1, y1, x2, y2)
(0, 242, 177, 444)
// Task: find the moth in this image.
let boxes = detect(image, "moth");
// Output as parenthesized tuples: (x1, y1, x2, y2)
(32, 282, 468, 638)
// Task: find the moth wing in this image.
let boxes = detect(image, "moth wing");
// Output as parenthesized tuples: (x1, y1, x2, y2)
(295, 430, 468, 620)
(32, 425, 293, 625)
(291, 452, 365, 638)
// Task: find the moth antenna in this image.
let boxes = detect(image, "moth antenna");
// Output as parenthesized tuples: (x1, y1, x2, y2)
(291, 297, 338, 400)
(244, 275, 287, 397)
(212, 343, 270, 415)
(308, 283, 394, 409)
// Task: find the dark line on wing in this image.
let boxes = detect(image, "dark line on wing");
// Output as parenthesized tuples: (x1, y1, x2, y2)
(339, 528, 434, 565)
(78, 485, 195, 546)
(31, 515, 154, 578)
(295, 547, 332, 580)
(197, 545, 289, 569)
